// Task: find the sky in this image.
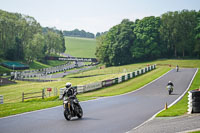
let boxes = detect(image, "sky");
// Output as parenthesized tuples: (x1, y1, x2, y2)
(0, 0, 200, 34)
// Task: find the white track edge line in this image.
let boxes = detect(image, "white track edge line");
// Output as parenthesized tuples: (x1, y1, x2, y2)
(128, 68, 198, 133)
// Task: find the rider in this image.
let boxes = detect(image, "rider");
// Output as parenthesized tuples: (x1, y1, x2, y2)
(167, 81, 174, 91)
(167, 81, 174, 86)
(62, 82, 77, 98)
(62, 82, 78, 110)
(176, 65, 179, 72)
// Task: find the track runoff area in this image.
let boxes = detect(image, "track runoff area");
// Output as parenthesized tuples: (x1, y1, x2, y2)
(0, 68, 197, 133)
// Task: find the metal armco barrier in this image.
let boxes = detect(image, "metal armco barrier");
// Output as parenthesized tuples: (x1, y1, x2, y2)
(148, 66, 151, 71)
(13, 62, 79, 79)
(0, 95, 3, 104)
(59, 88, 65, 99)
(130, 73, 133, 78)
(118, 76, 122, 83)
(77, 85, 85, 93)
(132, 72, 135, 77)
(137, 70, 139, 75)
(102, 79, 113, 87)
(141, 69, 144, 74)
(114, 78, 118, 84)
(188, 89, 200, 114)
(59, 65, 156, 99)
(125, 74, 128, 81)
(127, 73, 130, 79)
(85, 82, 102, 92)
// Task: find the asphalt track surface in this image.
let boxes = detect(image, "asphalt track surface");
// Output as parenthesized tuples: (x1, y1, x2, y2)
(0, 68, 197, 133)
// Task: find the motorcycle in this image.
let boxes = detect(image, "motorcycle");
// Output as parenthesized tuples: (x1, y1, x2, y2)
(63, 96, 83, 120)
(167, 85, 173, 95)
(176, 66, 179, 72)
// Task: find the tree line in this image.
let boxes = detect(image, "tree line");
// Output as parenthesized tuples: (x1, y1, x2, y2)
(0, 9, 66, 64)
(63, 29, 95, 38)
(96, 10, 200, 66)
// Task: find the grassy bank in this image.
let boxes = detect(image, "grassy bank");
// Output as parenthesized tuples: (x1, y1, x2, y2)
(152, 59, 200, 68)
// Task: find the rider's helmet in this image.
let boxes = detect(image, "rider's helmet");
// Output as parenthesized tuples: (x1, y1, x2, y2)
(66, 82, 72, 88)
(169, 81, 172, 83)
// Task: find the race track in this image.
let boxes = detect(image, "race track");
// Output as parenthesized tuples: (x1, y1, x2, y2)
(0, 68, 197, 133)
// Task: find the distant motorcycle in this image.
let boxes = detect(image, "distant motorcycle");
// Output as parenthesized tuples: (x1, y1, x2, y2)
(167, 85, 173, 95)
(176, 66, 179, 72)
(63, 96, 83, 120)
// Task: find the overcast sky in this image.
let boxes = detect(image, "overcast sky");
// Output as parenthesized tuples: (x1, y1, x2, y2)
(0, 0, 200, 34)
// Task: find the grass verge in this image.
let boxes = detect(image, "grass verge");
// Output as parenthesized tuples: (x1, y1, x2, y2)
(157, 69, 200, 117)
(189, 131, 200, 133)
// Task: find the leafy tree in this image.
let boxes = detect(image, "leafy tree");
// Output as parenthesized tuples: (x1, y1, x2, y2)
(0, 9, 66, 63)
(63, 29, 95, 38)
(176, 10, 197, 57)
(159, 10, 197, 58)
(131, 16, 162, 61)
(194, 11, 200, 58)
(95, 34, 110, 65)
(96, 31, 107, 38)
(96, 19, 135, 66)
(96, 10, 200, 65)
(159, 11, 179, 57)
(25, 33, 45, 63)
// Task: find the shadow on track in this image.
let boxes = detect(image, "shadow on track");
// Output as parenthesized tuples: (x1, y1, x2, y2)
(67, 117, 101, 122)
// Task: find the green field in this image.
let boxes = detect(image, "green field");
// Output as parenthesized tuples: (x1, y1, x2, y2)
(65, 36, 96, 58)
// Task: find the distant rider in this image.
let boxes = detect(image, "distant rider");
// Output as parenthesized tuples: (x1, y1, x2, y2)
(167, 81, 174, 91)
(167, 81, 174, 87)
(176, 65, 179, 72)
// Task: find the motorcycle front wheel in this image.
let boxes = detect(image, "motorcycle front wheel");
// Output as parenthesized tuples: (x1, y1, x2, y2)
(64, 109, 71, 121)
(77, 106, 83, 119)
(169, 89, 172, 95)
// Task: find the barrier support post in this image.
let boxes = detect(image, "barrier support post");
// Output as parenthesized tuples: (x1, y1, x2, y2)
(22, 92, 24, 102)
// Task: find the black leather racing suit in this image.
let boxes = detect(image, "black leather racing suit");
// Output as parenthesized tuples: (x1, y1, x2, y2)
(62, 87, 79, 110)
